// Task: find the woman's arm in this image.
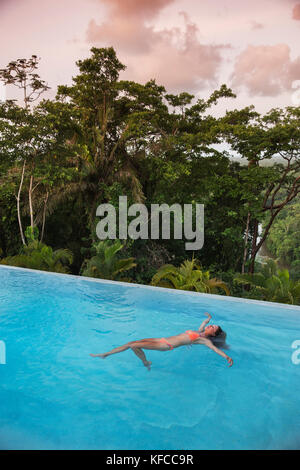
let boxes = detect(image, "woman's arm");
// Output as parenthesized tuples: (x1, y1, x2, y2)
(198, 312, 212, 332)
(203, 338, 233, 367)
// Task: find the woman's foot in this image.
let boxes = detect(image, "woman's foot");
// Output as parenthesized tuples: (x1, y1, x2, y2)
(144, 360, 152, 371)
(90, 353, 107, 359)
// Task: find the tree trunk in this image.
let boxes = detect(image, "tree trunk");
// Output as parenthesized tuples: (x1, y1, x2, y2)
(242, 211, 251, 274)
(248, 218, 259, 274)
(16, 160, 26, 245)
(40, 191, 49, 242)
(28, 174, 34, 229)
(248, 209, 281, 274)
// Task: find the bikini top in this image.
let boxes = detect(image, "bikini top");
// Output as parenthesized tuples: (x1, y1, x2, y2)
(185, 330, 205, 341)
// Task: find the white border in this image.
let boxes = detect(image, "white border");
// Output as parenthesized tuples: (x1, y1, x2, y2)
(0, 264, 300, 311)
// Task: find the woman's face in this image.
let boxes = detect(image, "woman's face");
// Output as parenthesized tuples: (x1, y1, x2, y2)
(205, 324, 219, 336)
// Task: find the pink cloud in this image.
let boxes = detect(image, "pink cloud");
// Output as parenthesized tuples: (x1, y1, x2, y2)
(87, 16, 156, 54)
(86, 1, 229, 92)
(128, 18, 228, 91)
(99, 0, 174, 19)
(292, 3, 300, 20)
(231, 44, 300, 96)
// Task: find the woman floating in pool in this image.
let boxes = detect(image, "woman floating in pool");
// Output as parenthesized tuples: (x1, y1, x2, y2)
(90, 313, 233, 370)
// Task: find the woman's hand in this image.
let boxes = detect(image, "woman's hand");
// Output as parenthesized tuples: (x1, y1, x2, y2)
(199, 313, 212, 332)
(226, 356, 233, 367)
(203, 339, 233, 367)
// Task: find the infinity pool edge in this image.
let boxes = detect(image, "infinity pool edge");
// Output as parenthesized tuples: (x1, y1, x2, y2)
(0, 264, 299, 311)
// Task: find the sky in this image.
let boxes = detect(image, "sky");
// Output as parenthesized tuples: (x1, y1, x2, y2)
(0, 0, 300, 114)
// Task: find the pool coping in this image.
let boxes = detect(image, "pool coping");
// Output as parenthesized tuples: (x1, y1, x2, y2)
(1, 264, 300, 311)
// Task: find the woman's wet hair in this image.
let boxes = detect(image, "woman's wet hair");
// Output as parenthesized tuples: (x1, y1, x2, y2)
(210, 326, 229, 349)
(214, 326, 223, 337)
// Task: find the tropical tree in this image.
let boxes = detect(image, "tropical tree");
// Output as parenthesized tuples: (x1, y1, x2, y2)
(0, 55, 50, 244)
(81, 239, 136, 281)
(54, 47, 146, 232)
(151, 258, 230, 295)
(0, 72, 80, 245)
(221, 106, 300, 274)
(54, 47, 237, 237)
(234, 259, 300, 304)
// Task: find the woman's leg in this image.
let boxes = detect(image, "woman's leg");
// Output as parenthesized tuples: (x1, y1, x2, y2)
(90, 339, 160, 358)
(90, 341, 133, 359)
(90, 338, 169, 365)
(131, 347, 152, 370)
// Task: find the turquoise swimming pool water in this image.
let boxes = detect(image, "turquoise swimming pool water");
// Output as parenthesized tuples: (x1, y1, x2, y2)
(0, 265, 300, 450)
